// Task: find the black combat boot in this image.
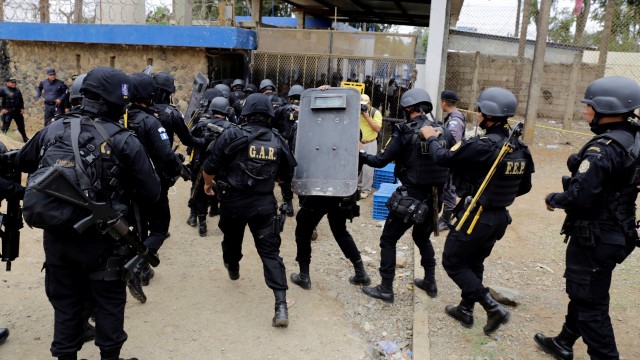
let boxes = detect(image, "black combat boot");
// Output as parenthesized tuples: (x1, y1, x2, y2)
(438, 210, 452, 232)
(57, 354, 77, 360)
(224, 262, 240, 280)
(445, 298, 475, 328)
(126, 272, 147, 304)
(272, 290, 289, 327)
(285, 198, 294, 217)
(349, 259, 371, 286)
(290, 263, 311, 290)
(478, 291, 510, 334)
(362, 278, 394, 303)
(100, 348, 139, 360)
(414, 267, 438, 297)
(0, 327, 8, 344)
(186, 211, 197, 227)
(534, 324, 580, 360)
(136, 261, 154, 286)
(198, 215, 207, 237)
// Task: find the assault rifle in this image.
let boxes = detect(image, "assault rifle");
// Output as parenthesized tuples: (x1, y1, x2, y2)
(0, 150, 23, 271)
(29, 165, 160, 269)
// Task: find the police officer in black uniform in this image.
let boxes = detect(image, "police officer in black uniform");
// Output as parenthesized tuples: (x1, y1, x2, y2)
(36, 69, 68, 127)
(212, 83, 238, 124)
(125, 72, 183, 300)
(16, 66, 161, 360)
(187, 96, 233, 236)
(359, 88, 454, 303)
(259, 79, 286, 110)
(273, 84, 304, 216)
(230, 79, 246, 118)
(202, 93, 296, 327)
(534, 77, 640, 360)
(0, 76, 29, 142)
(420, 87, 534, 335)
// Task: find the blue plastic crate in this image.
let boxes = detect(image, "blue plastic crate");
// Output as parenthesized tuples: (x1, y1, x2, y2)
(373, 163, 397, 190)
(372, 183, 399, 220)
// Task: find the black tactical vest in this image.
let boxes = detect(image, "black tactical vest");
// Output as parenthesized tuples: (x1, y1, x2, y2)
(1, 86, 20, 110)
(226, 125, 282, 193)
(478, 133, 529, 207)
(590, 128, 640, 240)
(395, 115, 450, 187)
(39, 115, 129, 206)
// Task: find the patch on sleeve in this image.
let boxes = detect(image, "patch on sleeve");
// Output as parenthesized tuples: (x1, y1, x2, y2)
(586, 146, 601, 153)
(578, 159, 590, 173)
(450, 141, 462, 152)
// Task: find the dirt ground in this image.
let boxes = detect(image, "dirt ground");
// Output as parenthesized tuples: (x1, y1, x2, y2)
(0, 117, 639, 359)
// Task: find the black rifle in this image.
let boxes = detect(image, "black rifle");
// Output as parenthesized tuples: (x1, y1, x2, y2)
(29, 165, 160, 270)
(0, 150, 23, 271)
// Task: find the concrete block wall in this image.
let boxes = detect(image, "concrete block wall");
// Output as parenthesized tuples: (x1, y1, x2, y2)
(446, 52, 602, 120)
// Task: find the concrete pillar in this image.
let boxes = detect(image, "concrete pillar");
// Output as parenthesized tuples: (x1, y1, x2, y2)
(295, 9, 305, 29)
(173, 0, 193, 25)
(424, 0, 450, 121)
(251, 0, 262, 26)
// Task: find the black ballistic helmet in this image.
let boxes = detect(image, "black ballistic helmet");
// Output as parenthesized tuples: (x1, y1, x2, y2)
(241, 93, 275, 118)
(581, 76, 640, 114)
(129, 72, 157, 100)
(202, 88, 223, 102)
(153, 72, 176, 94)
(231, 79, 245, 90)
(245, 84, 257, 94)
(213, 83, 231, 98)
(288, 85, 305, 98)
(259, 79, 276, 92)
(475, 87, 516, 117)
(69, 73, 87, 103)
(209, 96, 230, 115)
(80, 66, 131, 108)
(400, 88, 433, 113)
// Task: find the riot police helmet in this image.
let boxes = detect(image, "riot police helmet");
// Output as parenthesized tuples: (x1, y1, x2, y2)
(213, 83, 231, 98)
(129, 72, 156, 101)
(202, 88, 223, 102)
(0, 141, 7, 154)
(245, 84, 258, 94)
(69, 73, 87, 104)
(231, 79, 245, 91)
(208, 96, 230, 115)
(581, 76, 640, 115)
(475, 87, 516, 118)
(259, 79, 276, 92)
(152, 72, 176, 94)
(400, 88, 433, 114)
(287, 85, 305, 98)
(241, 93, 275, 118)
(80, 66, 131, 109)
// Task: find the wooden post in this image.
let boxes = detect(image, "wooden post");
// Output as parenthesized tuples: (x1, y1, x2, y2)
(563, 53, 581, 130)
(523, 0, 552, 144)
(469, 51, 481, 126)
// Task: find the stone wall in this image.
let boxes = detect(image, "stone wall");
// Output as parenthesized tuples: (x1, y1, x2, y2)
(4, 41, 210, 133)
(445, 52, 602, 120)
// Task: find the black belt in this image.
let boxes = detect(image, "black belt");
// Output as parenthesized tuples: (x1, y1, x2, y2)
(44, 100, 57, 105)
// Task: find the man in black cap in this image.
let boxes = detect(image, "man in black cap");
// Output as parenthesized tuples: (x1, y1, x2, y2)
(438, 90, 466, 231)
(36, 69, 68, 127)
(0, 76, 29, 142)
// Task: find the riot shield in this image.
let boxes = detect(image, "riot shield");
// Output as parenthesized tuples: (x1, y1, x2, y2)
(292, 87, 360, 197)
(185, 72, 209, 126)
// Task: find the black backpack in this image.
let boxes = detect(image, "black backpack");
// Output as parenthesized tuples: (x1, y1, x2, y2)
(23, 115, 130, 231)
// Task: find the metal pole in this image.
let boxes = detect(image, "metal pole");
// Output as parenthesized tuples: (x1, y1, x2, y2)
(523, 0, 552, 144)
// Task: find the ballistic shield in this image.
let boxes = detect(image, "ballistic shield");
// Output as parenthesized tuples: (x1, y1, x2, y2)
(185, 72, 209, 125)
(292, 87, 360, 196)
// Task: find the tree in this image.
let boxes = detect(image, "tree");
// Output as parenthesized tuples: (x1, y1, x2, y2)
(548, 9, 575, 44)
(147, 6, 170, 25)
(39, 0, 49, 23)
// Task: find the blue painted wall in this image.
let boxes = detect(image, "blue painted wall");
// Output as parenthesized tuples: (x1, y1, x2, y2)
(0, 22, 257, 49)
